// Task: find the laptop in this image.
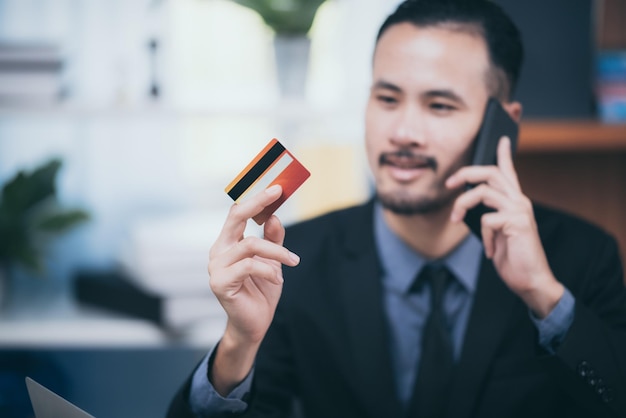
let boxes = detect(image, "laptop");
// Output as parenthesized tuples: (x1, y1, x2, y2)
(25, 376, 96, 418)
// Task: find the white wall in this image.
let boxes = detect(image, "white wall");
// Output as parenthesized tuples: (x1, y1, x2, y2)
(0, 0, 402, 284)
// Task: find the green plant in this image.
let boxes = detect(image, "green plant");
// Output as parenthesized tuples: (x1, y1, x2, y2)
(0, 159, 89, 273)
(233, 0, 327, 36)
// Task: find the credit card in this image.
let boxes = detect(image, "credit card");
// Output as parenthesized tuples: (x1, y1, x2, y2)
(225, 138, 311, 225)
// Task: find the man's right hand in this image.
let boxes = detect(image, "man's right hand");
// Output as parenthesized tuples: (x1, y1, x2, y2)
(208, 184, 300, 395)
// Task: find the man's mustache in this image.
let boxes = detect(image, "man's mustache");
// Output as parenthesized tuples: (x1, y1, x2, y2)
(379, 150, 438, 171)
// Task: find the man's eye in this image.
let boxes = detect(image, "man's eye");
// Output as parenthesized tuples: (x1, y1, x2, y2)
(377, 95, 397, 105)
(430, 103, 455, 111)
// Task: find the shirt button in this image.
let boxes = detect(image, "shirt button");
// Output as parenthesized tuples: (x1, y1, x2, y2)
(601, 388, 614, 403)
(577, 361, 590, 377)
(586, 370, 597, 386)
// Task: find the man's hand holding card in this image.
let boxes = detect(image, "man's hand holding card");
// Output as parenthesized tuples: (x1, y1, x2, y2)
(225, 138, 311, 224)
(207, 139, 309, 394)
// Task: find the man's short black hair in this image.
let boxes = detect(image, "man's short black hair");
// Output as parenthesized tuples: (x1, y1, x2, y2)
(376, 0, 524, 101)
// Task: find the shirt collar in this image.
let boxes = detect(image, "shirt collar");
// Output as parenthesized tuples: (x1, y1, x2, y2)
(373, 201, 483, 294)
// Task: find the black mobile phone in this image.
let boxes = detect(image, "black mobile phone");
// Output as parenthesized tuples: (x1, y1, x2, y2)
(463, 97, 519, 238)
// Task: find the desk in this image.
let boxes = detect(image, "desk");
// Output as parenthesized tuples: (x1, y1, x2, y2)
(0, 285, 220, 417)
(0, 281, 225, 348)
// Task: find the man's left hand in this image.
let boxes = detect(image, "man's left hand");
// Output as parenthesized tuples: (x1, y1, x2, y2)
(446, 137, 564, 318)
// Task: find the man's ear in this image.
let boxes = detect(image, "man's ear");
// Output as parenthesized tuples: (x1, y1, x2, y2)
(503, 101, 523, 123)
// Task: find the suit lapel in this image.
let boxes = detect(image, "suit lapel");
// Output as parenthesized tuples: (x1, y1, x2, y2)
(336, 202, 403, 418)
(444, 257, 519, 418)
(443, 203, 561, 418)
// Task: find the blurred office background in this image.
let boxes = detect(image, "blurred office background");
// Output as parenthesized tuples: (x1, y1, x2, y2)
(0, 0, 624, 417)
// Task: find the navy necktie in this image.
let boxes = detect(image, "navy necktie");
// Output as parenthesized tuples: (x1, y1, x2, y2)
(408, 263, 455, 418)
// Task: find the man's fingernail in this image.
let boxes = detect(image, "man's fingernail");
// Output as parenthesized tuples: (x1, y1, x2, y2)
(266, 184, 282, 194)
(289, 251, 300, 264)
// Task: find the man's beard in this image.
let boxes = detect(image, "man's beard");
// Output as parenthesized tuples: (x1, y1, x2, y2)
(377, 184, 458, 215)
(376, 149, 466, 216)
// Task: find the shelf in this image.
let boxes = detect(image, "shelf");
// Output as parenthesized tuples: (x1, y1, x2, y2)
(519, 120, 626, 152)
(0, 311, 225, 348)
(0, 100, 354, 121)
(0, 290, 225, 348)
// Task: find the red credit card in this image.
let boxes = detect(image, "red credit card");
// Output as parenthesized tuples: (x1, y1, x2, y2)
(225, 138, 311, 225)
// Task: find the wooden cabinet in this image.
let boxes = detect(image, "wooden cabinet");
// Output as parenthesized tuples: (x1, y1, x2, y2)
(516, 121, 626, 267)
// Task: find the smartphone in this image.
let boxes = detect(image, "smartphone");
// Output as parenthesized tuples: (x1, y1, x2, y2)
(463, 97, 519, 238)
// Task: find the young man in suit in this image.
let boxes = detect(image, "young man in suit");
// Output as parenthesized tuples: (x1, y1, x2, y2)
(168, 0, 626, 417)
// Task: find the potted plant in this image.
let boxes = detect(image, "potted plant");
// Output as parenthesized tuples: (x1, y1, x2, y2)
(233, 0, 326, 36)
(233, 0, 327, 98)
(0, 158, 89, 308)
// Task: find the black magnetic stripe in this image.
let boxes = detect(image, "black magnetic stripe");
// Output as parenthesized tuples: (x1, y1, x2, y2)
(228, 141, 286, 200)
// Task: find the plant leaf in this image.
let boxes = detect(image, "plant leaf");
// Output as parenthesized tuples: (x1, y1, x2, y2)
(0, 218, 28, 265)
(233, 0, 326, 35)
(1, 159, 62, 214)
(37, 210, 89, 232)
(14, 243, 41, 272)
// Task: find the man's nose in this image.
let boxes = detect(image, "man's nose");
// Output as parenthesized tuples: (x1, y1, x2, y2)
(390, 105, 426, 147)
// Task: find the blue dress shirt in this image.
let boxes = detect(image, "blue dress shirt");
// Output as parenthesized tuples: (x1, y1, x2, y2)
(373, 203, 483, 403)
(189, 202, 575, 414)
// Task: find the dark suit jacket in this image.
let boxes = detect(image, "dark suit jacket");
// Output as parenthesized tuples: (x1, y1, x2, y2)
(168, 201, 626, 418)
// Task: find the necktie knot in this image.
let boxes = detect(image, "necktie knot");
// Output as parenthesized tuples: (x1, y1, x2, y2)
(411, 263, 452, 310)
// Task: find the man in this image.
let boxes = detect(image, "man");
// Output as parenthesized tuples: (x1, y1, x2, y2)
(168, 1, 626, 417)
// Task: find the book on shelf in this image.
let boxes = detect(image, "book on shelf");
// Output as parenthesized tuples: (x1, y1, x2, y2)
(116, 210, 248, 296)
(85, 211, 253, 328)
(0, 42, 64, 104)
(596, 50, 626, 123)
(73, 270, 224, 329)
(117, 247, 211, 296)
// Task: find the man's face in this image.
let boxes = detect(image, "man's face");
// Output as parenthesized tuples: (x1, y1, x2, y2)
(366, 23, 492, 215)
